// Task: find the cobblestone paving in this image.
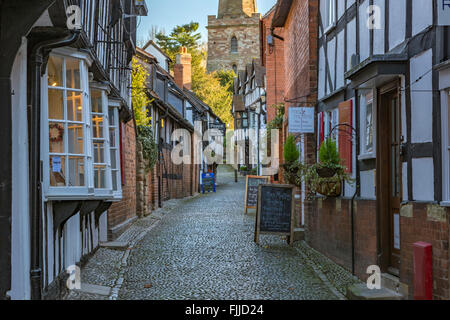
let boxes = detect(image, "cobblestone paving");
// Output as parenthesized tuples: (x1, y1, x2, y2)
(117, 166, 341, 300)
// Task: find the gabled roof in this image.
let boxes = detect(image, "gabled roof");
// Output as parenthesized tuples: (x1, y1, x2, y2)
(271, 0, 293, 28)
(142, 40, 173, 62)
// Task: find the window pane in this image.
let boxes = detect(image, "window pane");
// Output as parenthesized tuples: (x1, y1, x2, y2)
(68, 157, 85, 186)
(48, 56, 63, 87)
(49, 122, 65, 153)
(67, 91, 83, 121)
(92, 115, 104, 138)
(66, 58, 81, 89)
(91, 90, 103, 113)
(110, 149, 117, 169)
(109, 108, 115, 123)
(109, 128, 116, 147)
(112, 171, 118, 191)
(48, 89, 64, 120)
(93, 141, 105, 164)
(68, 123, 84, 154)
(94, 165, 106, 189)
(49, 156, 66, 187)
(365, 103, 373, 153)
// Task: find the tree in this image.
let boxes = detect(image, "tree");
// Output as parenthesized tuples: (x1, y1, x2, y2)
(155, 22, 235, 129)
(131, 57, 151, 126)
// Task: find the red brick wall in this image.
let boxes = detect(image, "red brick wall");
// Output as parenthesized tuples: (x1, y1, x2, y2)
(305, 198, 378, 281)
(400, 203, 449, 300)
(145, 118, 198, 210)
(108, 120, 137, 232)
(261, 11, 285, 122)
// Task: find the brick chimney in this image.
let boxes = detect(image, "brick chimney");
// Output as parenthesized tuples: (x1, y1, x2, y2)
(174, 47, 192, 90)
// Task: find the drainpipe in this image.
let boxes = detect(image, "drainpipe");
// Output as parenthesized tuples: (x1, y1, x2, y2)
(29, 30, 80, 300)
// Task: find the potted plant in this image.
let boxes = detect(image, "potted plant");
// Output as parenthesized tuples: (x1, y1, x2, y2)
(300, 138, 353, 198)
(282, 135, 303, 185)
(240, 165, 248, 176)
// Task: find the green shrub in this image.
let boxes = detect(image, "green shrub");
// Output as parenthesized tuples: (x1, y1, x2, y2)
(283, 135, 300, 164)
(137, 125, 158, 171)
(318, 137, 340, 165)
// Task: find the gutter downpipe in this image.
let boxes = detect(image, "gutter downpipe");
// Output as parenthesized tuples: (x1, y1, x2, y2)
(29, 30, 80, 300)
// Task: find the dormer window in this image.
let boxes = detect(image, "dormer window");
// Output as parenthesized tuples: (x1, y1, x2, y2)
(231, 36, 238, 53)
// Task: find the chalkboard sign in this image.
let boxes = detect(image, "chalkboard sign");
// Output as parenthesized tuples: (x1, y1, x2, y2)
(202, 173, 216, 194)
(254, 184, 295, 246)
(244, 175, 270, 214)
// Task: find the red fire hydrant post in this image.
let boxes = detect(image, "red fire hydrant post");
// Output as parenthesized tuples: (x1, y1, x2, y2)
(413, 242, 433, 300)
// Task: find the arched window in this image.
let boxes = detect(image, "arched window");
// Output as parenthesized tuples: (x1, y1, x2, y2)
(230, 36, 238, 53)
(232, 64, 237, 74)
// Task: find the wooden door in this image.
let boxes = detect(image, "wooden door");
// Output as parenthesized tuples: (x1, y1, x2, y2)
(377, 82, 402, 274)
(388, 91, 402, 272)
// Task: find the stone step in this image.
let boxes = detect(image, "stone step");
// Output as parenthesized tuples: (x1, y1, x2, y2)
(293, 228, 305, 242)
(100, 241, 129, 251)
(346, 283, 404, 300)
(381, 273, 409, 296)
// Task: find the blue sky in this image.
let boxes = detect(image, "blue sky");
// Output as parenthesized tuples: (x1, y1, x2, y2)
(137, 0, 277, 45)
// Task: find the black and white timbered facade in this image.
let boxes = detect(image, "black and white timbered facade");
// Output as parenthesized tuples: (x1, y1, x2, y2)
(316, 0, 450, 297)
(0, 0, 147, 300)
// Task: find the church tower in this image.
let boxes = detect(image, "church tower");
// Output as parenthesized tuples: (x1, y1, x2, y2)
(207, 0, 261, 73)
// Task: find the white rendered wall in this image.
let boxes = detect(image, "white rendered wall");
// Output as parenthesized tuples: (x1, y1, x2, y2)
(412, 158, 434, 201)
(359, 0, 371, 62)
(336, 29, 345, 89)
(389, 0, 406, 50)
(412, 0, 433, 37)
(10, 38, 31, 300)
(373, 0, 386, 55)
(410, 49, 433, 143)
(360, 170, 376, 199)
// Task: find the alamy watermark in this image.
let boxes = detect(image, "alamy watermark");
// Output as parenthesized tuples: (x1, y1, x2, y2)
(66, 5, 82, 30)
(66, 265, 81, 290)
(169, 121, 280, 175)
(366, 265, 381, 290)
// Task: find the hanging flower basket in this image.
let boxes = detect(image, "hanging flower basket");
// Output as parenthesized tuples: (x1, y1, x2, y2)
(316, 179, 342, 197)
(316, 166, 337, 178)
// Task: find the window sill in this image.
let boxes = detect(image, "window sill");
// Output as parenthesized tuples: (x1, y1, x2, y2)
(358, 152, 376, 161)
(439, 201, 450, 207)
(45, 191, 117, 202)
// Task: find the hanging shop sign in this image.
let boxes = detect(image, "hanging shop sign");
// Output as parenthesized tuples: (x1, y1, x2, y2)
(288, 107, 315, 133)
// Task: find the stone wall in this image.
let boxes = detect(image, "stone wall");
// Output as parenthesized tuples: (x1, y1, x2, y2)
(207, 13, 261, 72)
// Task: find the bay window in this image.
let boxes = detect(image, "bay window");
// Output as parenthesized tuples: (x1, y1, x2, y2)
(47, 55, 87, 189)
(44, 53, 122, 200)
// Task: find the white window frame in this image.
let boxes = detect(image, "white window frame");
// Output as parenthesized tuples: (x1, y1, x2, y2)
(359, 91, 377, 160)
(108, 99, 123, 200)
(43, 48, 122, 201)
(91, 87, 112, 196)
(43, 52, 92, 199)
(325, 0, 337, 33)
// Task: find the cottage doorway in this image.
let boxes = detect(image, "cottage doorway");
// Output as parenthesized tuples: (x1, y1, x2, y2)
(377, 81, 402, 275)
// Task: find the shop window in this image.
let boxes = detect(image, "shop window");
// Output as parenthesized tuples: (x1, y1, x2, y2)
(109, 106, 121, 193)
(47, 56, 86, 189)
(45, 54, 122, 199)
(360, 92, 376, 158)
(443, 91, 450, 202)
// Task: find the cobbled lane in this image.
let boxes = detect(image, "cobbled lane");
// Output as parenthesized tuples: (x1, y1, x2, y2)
(118, 165, 340, 300)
